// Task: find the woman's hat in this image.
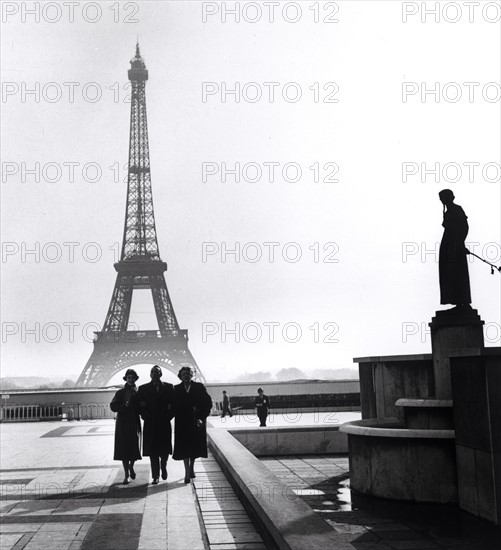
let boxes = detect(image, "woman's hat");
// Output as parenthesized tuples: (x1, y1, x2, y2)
(123, 368, 139, 382)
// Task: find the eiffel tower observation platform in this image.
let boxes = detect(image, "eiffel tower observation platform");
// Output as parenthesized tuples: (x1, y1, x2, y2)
(92, 329, 189, 343)
(114, 259, 168, 275)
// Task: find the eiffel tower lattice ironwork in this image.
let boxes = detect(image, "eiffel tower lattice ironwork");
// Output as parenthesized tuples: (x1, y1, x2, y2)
(76, 45, 204, 387)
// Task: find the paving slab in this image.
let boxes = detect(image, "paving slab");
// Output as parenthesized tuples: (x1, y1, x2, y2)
(0, 534, 24, 548)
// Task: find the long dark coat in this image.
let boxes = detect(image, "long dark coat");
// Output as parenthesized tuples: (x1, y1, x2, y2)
(110, 385, 142, 461)
(439, 203, 471, 305)
(173, 381, 213, 460)
(255, 394, 270, 423)
(137, 381, 175, 457)
(222, 393, 231, 415)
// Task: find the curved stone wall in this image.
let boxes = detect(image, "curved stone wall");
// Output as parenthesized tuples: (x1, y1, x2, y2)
(340, 419, 457, 503)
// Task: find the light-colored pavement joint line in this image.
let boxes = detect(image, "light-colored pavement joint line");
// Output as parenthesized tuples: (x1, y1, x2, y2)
(138, 477, 167, 550)
(192, 457, 266, 550)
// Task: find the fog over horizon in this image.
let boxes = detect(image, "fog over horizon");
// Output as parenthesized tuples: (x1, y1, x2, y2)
(0, 365, 359, 391)
(1, 1, 500, 384)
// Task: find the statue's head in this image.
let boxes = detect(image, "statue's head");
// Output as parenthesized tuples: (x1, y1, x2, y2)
(439, 189, 455, 206)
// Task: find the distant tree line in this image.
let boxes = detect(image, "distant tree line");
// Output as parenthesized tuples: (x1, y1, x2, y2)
(0, 378, 76, 391)
(229, 367, 358, 383)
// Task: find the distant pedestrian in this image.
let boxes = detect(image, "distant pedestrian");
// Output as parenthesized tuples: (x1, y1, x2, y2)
(221, 390, 233, 418)
(255, 387, 270, 427)
(110, 368, 142, 484)
(137, 365, 176, 485)
(173, 366, 213, 483)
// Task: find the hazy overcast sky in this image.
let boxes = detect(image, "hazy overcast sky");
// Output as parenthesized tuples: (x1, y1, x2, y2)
(1, 1, 500, 384)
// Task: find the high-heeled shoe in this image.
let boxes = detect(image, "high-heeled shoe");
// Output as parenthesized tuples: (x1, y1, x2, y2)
(123, 476, 129, 485)
(129, 466, 136, 480)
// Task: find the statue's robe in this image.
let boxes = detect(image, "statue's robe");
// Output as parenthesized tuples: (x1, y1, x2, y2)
(439, 203, 471, 305)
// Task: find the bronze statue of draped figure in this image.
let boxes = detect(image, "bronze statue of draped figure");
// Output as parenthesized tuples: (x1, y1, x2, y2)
(438, 189, 472, 310)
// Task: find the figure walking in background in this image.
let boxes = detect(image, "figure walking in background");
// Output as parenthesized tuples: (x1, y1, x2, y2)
(110, 368, 142, 484)
(173, 366, 213, 483)
(255, 387, 270, 427)
(221, 390, 233, 418)
(438, 189, 472, 311)
(137, 365, 175, 485)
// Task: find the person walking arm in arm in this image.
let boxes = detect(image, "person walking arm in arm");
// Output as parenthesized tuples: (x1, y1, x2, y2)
(173, 366, 213, 483)
(137, 365, 175, 485)
(110, 369, 142, 484)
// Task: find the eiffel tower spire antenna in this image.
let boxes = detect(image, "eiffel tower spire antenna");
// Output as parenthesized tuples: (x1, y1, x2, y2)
(76, 46, 204, 387)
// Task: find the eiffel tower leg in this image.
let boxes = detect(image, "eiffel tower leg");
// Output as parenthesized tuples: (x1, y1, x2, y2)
(76, 344, 113, 387)
(76, 273, 133, 387)
(150, 277, 204, 381)
(150, 275, 179, 334)
(103, 274, 134, 332)
(76, 332, 123, 387)
(76, 334, 139, 387)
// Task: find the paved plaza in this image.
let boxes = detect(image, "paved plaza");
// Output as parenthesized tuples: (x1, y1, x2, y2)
(2, 421, 501, 550)
(261, 456, 501, 550)
(0, 420, 265, 550)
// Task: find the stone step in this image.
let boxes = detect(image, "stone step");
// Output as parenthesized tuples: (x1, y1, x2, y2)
(395, 398, 454, 430)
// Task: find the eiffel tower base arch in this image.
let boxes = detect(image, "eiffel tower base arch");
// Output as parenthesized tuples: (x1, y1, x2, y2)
(76, 330, 204, 387)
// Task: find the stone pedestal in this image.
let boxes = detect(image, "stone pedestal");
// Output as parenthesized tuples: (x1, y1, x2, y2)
(450, 348, 501, 524)
(429, 309, 484, 399)
(355, 355, 433, 421)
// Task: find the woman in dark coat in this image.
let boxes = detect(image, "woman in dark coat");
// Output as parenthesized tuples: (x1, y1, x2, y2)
(110, 368, 142, 484)
(173, 366, 213, 483)
(438, 189, 472, 309)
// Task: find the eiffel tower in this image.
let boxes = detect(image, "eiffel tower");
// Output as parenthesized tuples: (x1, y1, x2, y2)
(76, 45, 204, 387)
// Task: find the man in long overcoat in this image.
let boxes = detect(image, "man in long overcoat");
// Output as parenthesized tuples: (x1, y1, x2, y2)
(137, 365, 175, 484)
(221, 390, 233, 418)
